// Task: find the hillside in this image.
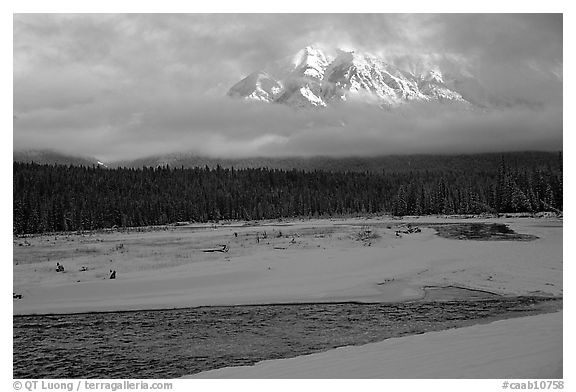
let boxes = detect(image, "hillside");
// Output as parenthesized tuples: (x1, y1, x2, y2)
(13, 150, 104, 167)
(111, 151, 562, 173)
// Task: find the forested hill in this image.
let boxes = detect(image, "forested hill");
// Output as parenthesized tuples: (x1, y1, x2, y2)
(13, 150, 101, 167)
(14, 152, 562, 234)
(111, 151, 561, 173)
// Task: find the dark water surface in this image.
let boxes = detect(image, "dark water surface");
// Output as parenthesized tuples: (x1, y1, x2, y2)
(13, 297, 559, 379)
(429, 223, 539, 241)
(344, 222, 539, 241)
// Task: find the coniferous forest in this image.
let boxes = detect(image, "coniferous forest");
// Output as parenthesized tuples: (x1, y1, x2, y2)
(13, 152, 562, 234)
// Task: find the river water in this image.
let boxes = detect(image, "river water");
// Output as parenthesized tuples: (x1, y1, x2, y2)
(13, 297, 559, 379)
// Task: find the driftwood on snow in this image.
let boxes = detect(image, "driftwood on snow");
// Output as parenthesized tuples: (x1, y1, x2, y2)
(202, 244, 229, 253)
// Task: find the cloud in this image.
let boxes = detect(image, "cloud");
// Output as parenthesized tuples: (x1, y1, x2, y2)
(13, 93, 562, 161)
(13, 14, 562, 161)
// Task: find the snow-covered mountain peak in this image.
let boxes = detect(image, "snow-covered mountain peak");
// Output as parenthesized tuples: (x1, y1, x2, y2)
(228, 71, 282, 102)
(422, 69, 444, 84)
(228, 46, 472, 109)
(330, 49, 380, 69)
(291, 46, 330, 79)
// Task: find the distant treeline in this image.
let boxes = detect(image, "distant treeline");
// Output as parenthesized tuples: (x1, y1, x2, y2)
(112, 151, 560, 173)
(13, 153, 562, 234)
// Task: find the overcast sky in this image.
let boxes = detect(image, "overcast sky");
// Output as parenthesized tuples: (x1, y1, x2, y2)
(13, 14, 562, 161)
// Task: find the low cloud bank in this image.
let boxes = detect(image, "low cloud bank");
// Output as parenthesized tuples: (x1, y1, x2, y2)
(13, 94, 562, 161)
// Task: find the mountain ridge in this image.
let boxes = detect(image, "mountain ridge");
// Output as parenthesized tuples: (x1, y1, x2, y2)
(108, 151, 561, 174)
(228, 46, 471, 108)
(13, 150, 105, 167)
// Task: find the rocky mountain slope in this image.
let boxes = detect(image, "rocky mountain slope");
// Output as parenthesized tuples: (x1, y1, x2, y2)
(228, 46, 470, 108)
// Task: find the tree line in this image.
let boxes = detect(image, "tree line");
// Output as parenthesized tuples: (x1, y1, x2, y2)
(13, 155, 562, 234)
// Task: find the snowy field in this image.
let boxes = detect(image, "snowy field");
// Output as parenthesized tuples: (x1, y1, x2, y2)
(13, 216, 562, 315)
(190, 310, 562, 379)
(13, 216, 562, 379)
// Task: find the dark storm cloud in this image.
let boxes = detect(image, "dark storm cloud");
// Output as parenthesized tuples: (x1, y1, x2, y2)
(13, 14, 562, 160)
